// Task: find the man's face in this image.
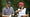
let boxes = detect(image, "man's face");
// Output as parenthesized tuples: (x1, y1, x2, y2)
(7, 4, 10, 7)
(19, 2, 24, 8)
(6, 4, 10, 8)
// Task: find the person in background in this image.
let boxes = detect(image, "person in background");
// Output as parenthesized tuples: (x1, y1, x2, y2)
(15, 1, 29, 17)
(2, 1, 14, 17)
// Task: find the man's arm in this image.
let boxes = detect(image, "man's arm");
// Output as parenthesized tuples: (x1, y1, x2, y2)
(23, 8, 29, 16)
(11, 7, 14, 16)
(2, 8, 4, 15)
(2, 8, 5, 16)
(21, 8, 29, 17)
(15, 10, 19, 15)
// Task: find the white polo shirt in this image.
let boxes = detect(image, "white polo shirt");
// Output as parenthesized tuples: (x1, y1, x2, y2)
(18, 8, 26, 17)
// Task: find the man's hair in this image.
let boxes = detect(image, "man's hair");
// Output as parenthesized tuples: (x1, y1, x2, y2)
(6, 1, 11, 4)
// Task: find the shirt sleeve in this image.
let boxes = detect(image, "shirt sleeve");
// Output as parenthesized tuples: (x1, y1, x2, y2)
(26, 8, 29, 14)
(11, 7, 14, 14)
(2, 8, 4, 14)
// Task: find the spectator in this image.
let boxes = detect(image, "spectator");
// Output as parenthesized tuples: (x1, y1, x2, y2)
(15, 2, 29, 17)
(2, 1, 14, 17)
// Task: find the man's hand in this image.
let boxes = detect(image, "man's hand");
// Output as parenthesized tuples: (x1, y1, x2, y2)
(15, 10, 20, 13)
(2, 15, 9, 17)
(11, 14, 14, 16)
(15, 10, 18, 12)
(2, 14, 5, 16)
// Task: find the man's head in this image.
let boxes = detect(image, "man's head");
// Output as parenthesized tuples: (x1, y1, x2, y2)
(6, 1, 11, 8)
(19, 2, 24, 8)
